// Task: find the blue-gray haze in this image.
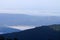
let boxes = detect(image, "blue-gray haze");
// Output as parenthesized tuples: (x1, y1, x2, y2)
(0, 0, 60, 16)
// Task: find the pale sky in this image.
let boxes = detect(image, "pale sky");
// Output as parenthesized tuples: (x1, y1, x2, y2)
(0, 0, 60, 16)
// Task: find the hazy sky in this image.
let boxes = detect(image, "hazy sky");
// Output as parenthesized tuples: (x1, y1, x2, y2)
(0, 0, 60, 16)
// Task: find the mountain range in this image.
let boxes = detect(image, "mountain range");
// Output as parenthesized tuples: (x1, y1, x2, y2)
(0, 24, 60, 40)
(0, 13, 60, 34)
(0, 13, 60, 26)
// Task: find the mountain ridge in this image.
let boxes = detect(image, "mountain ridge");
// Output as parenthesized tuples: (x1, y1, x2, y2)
(0, 13, 60, 26)
(0, 24, 60, 40)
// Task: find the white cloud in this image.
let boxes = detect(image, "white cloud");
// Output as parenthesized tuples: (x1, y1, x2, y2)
(0, 0, 60, 16)
(0, 9, 60, 16)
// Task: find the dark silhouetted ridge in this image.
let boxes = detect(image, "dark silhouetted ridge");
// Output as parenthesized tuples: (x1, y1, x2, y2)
(0, 24, 60, 40)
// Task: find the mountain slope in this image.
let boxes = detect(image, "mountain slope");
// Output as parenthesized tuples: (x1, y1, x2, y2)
(0, 24, 60, 40)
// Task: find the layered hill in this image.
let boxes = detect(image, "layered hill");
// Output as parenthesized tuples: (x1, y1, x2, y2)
(0, 24, 60, 40)
(0, 13, 60, 26)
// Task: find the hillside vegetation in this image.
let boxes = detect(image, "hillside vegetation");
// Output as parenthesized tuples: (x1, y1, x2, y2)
(49, 24, 60, 31)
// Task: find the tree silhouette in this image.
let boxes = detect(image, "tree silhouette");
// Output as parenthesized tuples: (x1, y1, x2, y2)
(14, 38, 18, 40)
(0, 36, 5, 40)
(6, 38, 12, 40)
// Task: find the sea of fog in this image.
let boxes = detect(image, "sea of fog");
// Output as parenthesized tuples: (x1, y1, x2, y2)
(8, 25, 35, 30)
(0, 25, 36, 34)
